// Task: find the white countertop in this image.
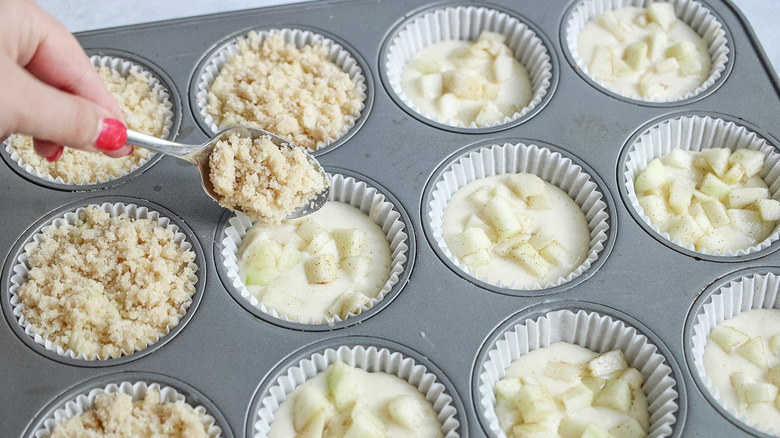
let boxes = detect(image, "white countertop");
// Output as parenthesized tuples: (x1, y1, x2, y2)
(36, 0, 779, 75)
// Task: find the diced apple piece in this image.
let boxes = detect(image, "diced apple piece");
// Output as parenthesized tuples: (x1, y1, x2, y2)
(709, 325, 749, 353)
(727, 187, 769, 209)
(419, 73, 443, 100)
(474, 101, 503, 127)
(654, 57, 679, 74)
(468, 187, 492, 206)
(528, 191, 553, 210)
(333, 229, 367, 259)
(485, 196, 524, 240)
(736, 336, 769, 368)
(598, 10, 627, 41)
(639, 194, 670, 226)
(442, 70, 484, 100)
(610, 418, 645, 438)
(462, 248, 492, 269)
(293, 385, 333, 432)
(745, 382, 778, 404)
(297, 218, 326, 242)
(690, 203, 714, 234)
(756, 199, 780, 221)
(515, 383, 558, 423)
(619, 368, 645, 391)
(635, 158, 667, 192)
(449, 227, 493, 258)
(629, 387, 649, 431)
(678, 57, 703, 76)
(512, 423, 553, 438)
(262, 286, 303, 313)
(639, 72, 662, 98)
(667, 214, 705, 246)
(328, 361, 361, 412)
(546, 361, 584, 382)
(647, 29, 669, 60)
(700, 148, 731, 176)
(414, 56, 441, 74)
(344, 402, 386, 438)
(731, 372, 756, 411)
(540, 241, 573, 266)
(493, 54, 514, 83)
(722, 163, 745, 184)
(509, 173, 547, 199)
(590, 46, 615, 80)
(278, 244, 303, 272)
(494, 376, 523, 402)
(666, 41, 696, 61)
(245, 266, 279, 287)
(559, 384, 594, 413)
(770, 335, 780, 357)
(510, 243, 551, 278)
(668, 178, 696, 214)
(581, 424, 611, 438)
(453, 50, 487, 70)
(663, 148, 693, 169)
(699, 173, 730, 200)
(696, 232, 727, 253)
(558, 416, 589, 438)
(702, 199, 731, 228)
(767, 365, 780, 386)
(387, 395, 423, 430)
(582, 376, 607, 397)
(588, 349, 628, 378)
(306, 231, 332, 254)
(248, 239, 281, 270)
(727, 209, 764, 241)
(624, 42, 648, 70)
(634, 13, 649, 27)
(646, 2, 677, 30)
(594, 378, 632, 414)
(326, 291, 370, 320)
(304, 254, 338, 284)
(493, 233, 530, 257)
(436, 93, 459, 121)
(612, 56, 635, 77)
(341, 256, 371, 279)
(729, 148, 766, 178)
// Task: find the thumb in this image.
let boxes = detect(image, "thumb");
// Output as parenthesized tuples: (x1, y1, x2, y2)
(3, 64, 129, 154)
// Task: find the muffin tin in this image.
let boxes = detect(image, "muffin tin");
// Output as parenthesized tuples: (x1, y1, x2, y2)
(1, 0, 779, 436)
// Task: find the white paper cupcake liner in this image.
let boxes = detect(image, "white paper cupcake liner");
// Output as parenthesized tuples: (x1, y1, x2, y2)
(689, 271, 780, 436)
(221, 173, 409, 325)
(33, 380, 222, 437)
(477, 308, 680, 438)
(194, 28, 367, 151)
(4, 55, 172, 186)
(8, 202, 199, 361)
(384, 5, 553, 129)
(565, 0, 729, 103)
(623, 115, 780, 256)
(252, 344, 460, 437)
(428, 142, 610, 290)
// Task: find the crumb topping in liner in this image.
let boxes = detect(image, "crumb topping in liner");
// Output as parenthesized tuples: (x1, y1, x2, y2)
(8, 66, 161, 183)
(209, 133, 327, 225)
(17, 206, 196, 360)
(48, 389, 209, 438)
(206, 33, 362, 150)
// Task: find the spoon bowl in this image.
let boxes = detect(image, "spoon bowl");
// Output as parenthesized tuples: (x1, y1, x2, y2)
(125, 127, 329, 219)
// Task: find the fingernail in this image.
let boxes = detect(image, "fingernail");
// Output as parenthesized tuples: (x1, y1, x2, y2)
(45, 145, 64, 162)
(95, 118, 127, 151)
(124, 145, 134, 156)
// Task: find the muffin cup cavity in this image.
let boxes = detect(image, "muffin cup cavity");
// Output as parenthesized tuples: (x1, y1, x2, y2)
(193, 27, 368, 152)
(426, 141, 611, 292)
(3, 55, 173, 186)
(382, 5, 554, 130)
(564, 0, 730, 104)
(7, 200, 201, 363)
(250, 342, 461, 438)
(220, 172, 411, 326)
(687, 269, 780, 436)
(622, 114, 780, 257)
(475, 305, 682, 437)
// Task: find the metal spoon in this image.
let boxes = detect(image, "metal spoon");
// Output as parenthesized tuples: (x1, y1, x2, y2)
(125, 126, 329, 219)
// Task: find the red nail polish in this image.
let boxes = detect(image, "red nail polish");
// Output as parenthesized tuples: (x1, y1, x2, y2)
(95, 118, 127, 151)
(45, 145, 64, 162)
(125, 145, 134, 156)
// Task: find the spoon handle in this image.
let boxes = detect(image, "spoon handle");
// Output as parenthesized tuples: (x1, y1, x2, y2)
(125, 130, 197, 160)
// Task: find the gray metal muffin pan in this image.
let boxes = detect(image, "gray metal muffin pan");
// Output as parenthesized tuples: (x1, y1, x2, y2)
(1, 0, 779, 436)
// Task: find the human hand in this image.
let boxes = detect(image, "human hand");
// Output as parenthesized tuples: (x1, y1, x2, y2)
(0, 0, 130, 161)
